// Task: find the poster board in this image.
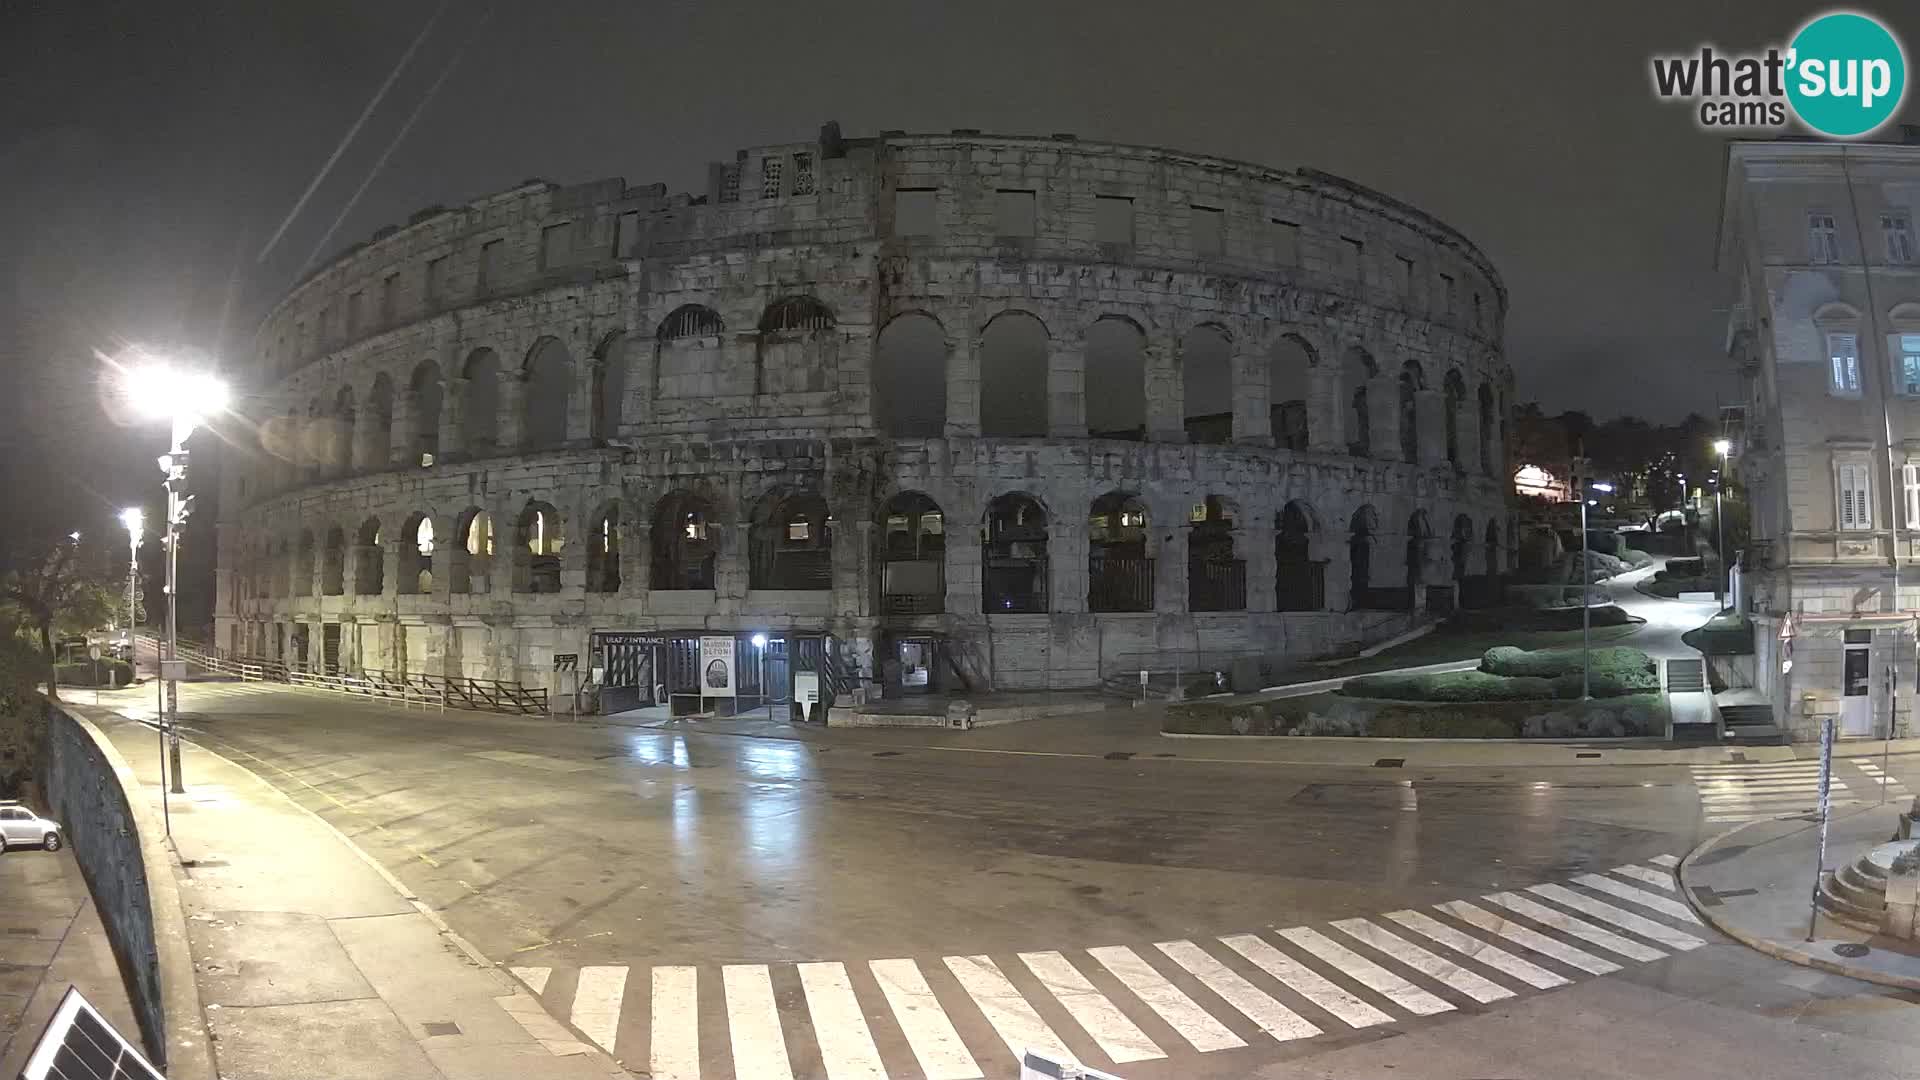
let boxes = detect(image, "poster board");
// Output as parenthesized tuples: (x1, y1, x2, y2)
(699, 635, 736, 697)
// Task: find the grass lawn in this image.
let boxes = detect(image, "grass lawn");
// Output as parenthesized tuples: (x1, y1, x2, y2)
(1310, 620, 1644, 678)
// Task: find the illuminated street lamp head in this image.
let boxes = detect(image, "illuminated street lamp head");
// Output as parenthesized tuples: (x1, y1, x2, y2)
(1591, 482, 1614, 493)
(119, 507, 144, 535)
(1713, 438, 1732, 456)
(125, 361, 229, 440)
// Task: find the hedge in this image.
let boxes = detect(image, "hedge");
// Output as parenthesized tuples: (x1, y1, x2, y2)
(54, 660, 135, 688)
(1164, 692, 1667, 739)
(1481, 645, 1655, 684)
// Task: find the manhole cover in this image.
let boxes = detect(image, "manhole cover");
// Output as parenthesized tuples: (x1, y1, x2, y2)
(1576, 752, 1602, 759)
(871, 751, 902, 758)
(1104, 751, 1135, 761)
(422, 1021, 461, 1037)
(1374, 758, 1405, 768)
(1834, 943, 1871, 958)
(5, 928, 36, 936)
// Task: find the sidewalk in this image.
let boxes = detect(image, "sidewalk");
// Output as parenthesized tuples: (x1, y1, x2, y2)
(73, 705, 625, 1080)
(1680, 801, 1920, 990)
(0, 846, 143, 1077)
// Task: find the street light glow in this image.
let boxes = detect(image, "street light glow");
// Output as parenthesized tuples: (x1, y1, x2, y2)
(1713, 438, 1732, 456)
(125, 363, 230, 424)
(1592, 482, 1614, 493)
(119, 507, 144, 534)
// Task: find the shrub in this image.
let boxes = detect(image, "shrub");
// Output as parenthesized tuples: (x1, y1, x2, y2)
(1482, 644, 1654, 683)
(1369, 710, 1517, 738)
(1622, 548, 1654, 569)
(53, 660, 134, 688)
(1343, 670, 1557, 702)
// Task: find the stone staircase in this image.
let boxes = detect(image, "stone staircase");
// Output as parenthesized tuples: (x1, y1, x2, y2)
(1818, 838, 1920, 930)
(1720, 702, 1786, 745)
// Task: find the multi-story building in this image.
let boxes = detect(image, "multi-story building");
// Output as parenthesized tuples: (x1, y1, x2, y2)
(212, 124, 1513, 711)
(1720, 131, 1920, 742)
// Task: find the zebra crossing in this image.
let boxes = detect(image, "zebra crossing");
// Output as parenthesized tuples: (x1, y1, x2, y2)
(505, 855, 1697, 1079)
(1691, 757, 1910, 824)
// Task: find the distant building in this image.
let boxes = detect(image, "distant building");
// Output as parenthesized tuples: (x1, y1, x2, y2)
(1513, 463, 1571, 501)
(1719, 132, 1920, 743)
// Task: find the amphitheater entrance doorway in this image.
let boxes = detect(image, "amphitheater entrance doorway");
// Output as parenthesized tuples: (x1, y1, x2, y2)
(593, 631, 666, 716)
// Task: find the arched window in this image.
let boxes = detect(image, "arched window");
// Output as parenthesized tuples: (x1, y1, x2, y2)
(355, 518, 384, 595)
(879, 492, 945, 614)
(1343, 347, 1377, 457)
(658, 304, 723, 341)
(1188, 496, 1244, 611)
(1444, 369, 1465, 468)
(874, 313, 947, 437)
(1348, 506, 1377, 605)
(523, 338, 571, 449)
(1269, 333, 1316, 451)
(984, 493, 1048, 612)
(365, 374, 394, 470)
(651, 492, 716, 590)
(586, 503, 621, 593)
(750, 491, 833, 591)
(1398, 362, 1424, 463)
(1086, 317, 1146, 441)
(399, 513, 434, 594)
(979, 312, 1049, 437)
(1276, 501, 1325, 611)
(514, 502, 564, 593)
(759, 296, 834, 334)
(462, 349, 500, 456)
(591, 334, 629, 443)
(410, 360, 442, 464)
(756, 296, 837, 398)
(1478, 382, 1497, 477)
(1181, 325, 1233, 444)
(451, 508, 493, 594)
(321, 526, 347, 595)
(1089, 492, 1152, 612)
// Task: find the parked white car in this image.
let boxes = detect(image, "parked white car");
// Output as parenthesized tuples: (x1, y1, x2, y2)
(0, 801, 63, 852)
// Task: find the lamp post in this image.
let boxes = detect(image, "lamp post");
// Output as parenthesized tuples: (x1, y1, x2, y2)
(1580, 481, 1615, 700)
(1712, 439, 1732, 611)
(124, 359, 229, 796)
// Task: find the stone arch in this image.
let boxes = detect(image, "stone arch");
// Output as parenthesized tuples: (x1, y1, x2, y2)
(365, 372, 394, 470)
(658, 304, 724, 340)
(461, 348, 500, 456)
(1089, 490, 1152, 612)
(1443, 368, 1466, 468)
(652, 491, 718, 591)
(1181, 324, 1233, 445)
(409, 360, 442, 463)
(1478, 381, 1496, 476)
(878, 490, 946, 614)
(294, 529, 316, 596)
(591, 332, 630, 444)
(1268, 332, 1317, 452)
(522, 337, 571, 449)
(512, 500, 564, 594)
(749, 489, 833, 591)
(321, 524, 347, 595)
(1086, 315, 1147, 441)
(1348, 505, 1378, 602)
(874, 312, 947, 437)
(1188, 494, 1245, 611)
(399, 511, 435, 594)
(759, 296, 835, 333)
(1451, 513, 1475, 582)
(451, 507, 494, 594)
(584, 499, 622, 594)
(979, 310, 1049, 437)
(1398, 361, 1425, 463)
(755, 295, 837, 399)
(1343, 346, 1377, 457)
(1276, 500, 1324, 611)
(354, 517, 384, 595)
(984, 491, 1049, 612)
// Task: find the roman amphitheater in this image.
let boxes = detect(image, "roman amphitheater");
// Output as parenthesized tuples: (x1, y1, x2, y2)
(214, 122, 1514, 715)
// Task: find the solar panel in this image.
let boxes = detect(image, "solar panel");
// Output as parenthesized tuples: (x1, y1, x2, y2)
(16, 987, 164, 1080)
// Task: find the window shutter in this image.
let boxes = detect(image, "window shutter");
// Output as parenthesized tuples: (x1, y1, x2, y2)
(1907, 463, 1920, 527)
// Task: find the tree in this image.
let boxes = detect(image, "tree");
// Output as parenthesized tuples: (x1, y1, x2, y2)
(2, 533, 117, 702)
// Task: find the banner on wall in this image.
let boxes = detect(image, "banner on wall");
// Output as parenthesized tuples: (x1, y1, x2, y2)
(699, 635, 736, 697)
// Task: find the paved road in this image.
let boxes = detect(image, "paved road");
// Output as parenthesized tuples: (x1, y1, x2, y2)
(102, 679, 1920, 1079)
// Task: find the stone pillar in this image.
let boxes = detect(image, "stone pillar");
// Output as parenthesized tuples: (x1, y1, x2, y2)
(559, 510, 588, 594)
(1307, 366, 1344, 454)
(944, 520, 983, 615)
(1368, 374, 1400, 461)
(567, 356, 596, 444)
(1050, 519, 1088, 613)
(946, 336, 980, 437)
(1155, 527, 1189, 615)
(1143, 338, 1184, 443)
(431, 531, 458, 602)
(1415, 388, 1445, 467)
(835, 520, 869, 618)
(621, 517, 648, 600)
(719, 523, 751, 604)
(497, 372, 526, 451)
(381, 536, 401, 598)
(1245, 521, 1277, 613)
(1231, 352, 1272, 446)
(1461, 391, 1484, 475)
(1047, 339, 1088, 439)
(390, 395, 416, 468)
(1325, 534, 1354, 612)
(440, 378, 467, 460)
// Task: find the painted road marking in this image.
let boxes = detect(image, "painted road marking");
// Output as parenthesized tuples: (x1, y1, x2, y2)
(571, 965, 626, 1055)
(1527, 884, 1704, 951)
(1382, 909, 1569, 989)
(723, 964, 795, 1080)
(1576, 873, 1702, 923)
(798, 962, 887, 1080)
(1086, 945, 1246, 1053)
(1608, 865, 1679, 891)
(944, 955, 1073, 1063)
(1647, 854, 1680, 868)
(1436, 901, 1621, 975)
(1276, 926, 1453, 1016)
(1154, 939, 1322, 1042)
(1330, 918, 1512, 1004)
(1220, 933, 1394, 1029)
(509, 965, 550, 995)
(1482, 892, 1666, 963)
(1019, 950, 1164, 1063)
(650, 966, 700, 1080)
(868, 959, 981, 1080)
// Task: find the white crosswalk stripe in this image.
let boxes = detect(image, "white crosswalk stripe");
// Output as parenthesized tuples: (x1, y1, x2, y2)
(508, 856, 1705, 1076)
(1691, 760, 1906, 823)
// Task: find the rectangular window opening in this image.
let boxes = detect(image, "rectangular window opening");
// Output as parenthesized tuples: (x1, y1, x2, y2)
(1810, 212, 1841, 264)
(1839, 460, 1873, 531)
(1191, 205, 1224, 255)
(996, 189, 1037, 237)
(1095, 195, 1134, 244)
(1828, 331, 1861, 395)
(479, 239, 505, 290)
(1884, 212, 1914, 264)
(541, 223, 570, 270)
(1438, 273, 1456, 314)
(615, 211, 640, 257)
(791, 152, 815, 196)
(1270, 219, 1300, 264)
(1395, 255, 1415, 296)
(426, 256, 450, 303)
(761, 156, 783, 200)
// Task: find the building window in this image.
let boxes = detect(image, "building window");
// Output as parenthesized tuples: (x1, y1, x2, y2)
(1899, 333, 1920, 395)
(1270, 219, 1300, 264)
(719, 163, 741, 204)
(1885, 213, 1915, 264)
(1095, 195, 1133, 244)
(1438, 273, 1456, 314)
(1828, 332, 1861, 395)
(760, 156, 783, 199)
(614, 211, 639, 257)
(540, 223, 570, 270)
(893, 188, 936, 236)
(1905, 462, 1920, 527)
(1810, 212, 1842, 264)
(426, 256, 450, 303)
(1395, 255, 1415, 296)
(791, 152, 815, 195)
(995, 189, 1036, 237)
(347, 291, 365, 336)
(381, 274, 399, 323)
(1341, 236, 1364, 278)
(1839, 460, 1873, 531)
(479, 239, 505, 291)
(1190, 206, 1224, 255)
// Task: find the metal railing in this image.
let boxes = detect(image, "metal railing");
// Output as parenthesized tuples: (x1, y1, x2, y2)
(150, 635, 548, 716)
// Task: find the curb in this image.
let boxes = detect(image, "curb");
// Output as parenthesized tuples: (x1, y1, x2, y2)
(1678, 818, 1920, 993)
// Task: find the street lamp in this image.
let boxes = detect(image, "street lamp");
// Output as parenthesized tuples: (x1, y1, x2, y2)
(1713, 439, 1732, 610)
(118, 508, 143, 643)
(124, 359, 229, 796)
(1580, 481, 1615, 700)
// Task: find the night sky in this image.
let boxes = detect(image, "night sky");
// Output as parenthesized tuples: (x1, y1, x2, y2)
(4, 0, 1918, 537)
